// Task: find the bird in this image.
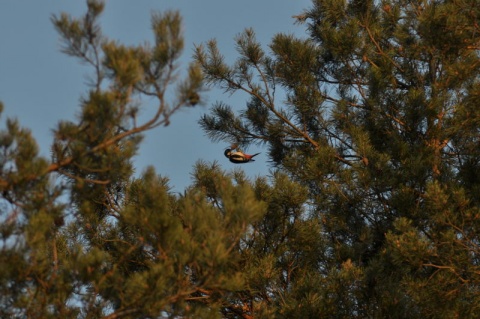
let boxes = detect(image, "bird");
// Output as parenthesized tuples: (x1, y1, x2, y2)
(224, 149, 260, 164)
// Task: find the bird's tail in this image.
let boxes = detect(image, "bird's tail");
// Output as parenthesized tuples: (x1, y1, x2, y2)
(249, 153, 260, 159)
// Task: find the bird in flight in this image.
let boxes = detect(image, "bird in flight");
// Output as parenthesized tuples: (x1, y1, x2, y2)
(224, 146, 260, 164)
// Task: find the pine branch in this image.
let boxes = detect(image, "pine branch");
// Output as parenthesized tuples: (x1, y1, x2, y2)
(101, 308, 140, 319)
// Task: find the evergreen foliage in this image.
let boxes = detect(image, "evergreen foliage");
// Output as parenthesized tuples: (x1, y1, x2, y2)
(0, 1, 255, 318)
(196, 0, 480, 317)
(1, 0, 480, 318)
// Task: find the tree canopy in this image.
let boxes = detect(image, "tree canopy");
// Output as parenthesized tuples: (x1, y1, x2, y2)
(196, 0, 480, 317)
(1, 0, 480, 318)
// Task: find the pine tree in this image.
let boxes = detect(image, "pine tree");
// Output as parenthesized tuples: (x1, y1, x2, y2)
(196, 0, 480, 317)
(0, 1, 267, 318)
(2, 0, 480, 318)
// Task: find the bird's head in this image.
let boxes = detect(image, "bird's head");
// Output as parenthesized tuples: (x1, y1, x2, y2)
(224, 149, 232, 158)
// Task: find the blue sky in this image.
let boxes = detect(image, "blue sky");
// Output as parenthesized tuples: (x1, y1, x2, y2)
(0, 0, 311, 191)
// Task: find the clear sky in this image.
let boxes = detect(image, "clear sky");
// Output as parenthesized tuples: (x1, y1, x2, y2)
(0, 0, 311, 192)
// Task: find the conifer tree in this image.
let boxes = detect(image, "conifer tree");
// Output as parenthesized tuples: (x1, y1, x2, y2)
(2, 0, 480, 318)
(196, 0, 480, 317)
(0, 1, 266, 318)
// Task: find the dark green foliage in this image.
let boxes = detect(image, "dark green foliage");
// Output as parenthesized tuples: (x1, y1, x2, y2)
(196, 0, 480, 317)
(0, 1, 247, 318)
(2, 0, 480, 318)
